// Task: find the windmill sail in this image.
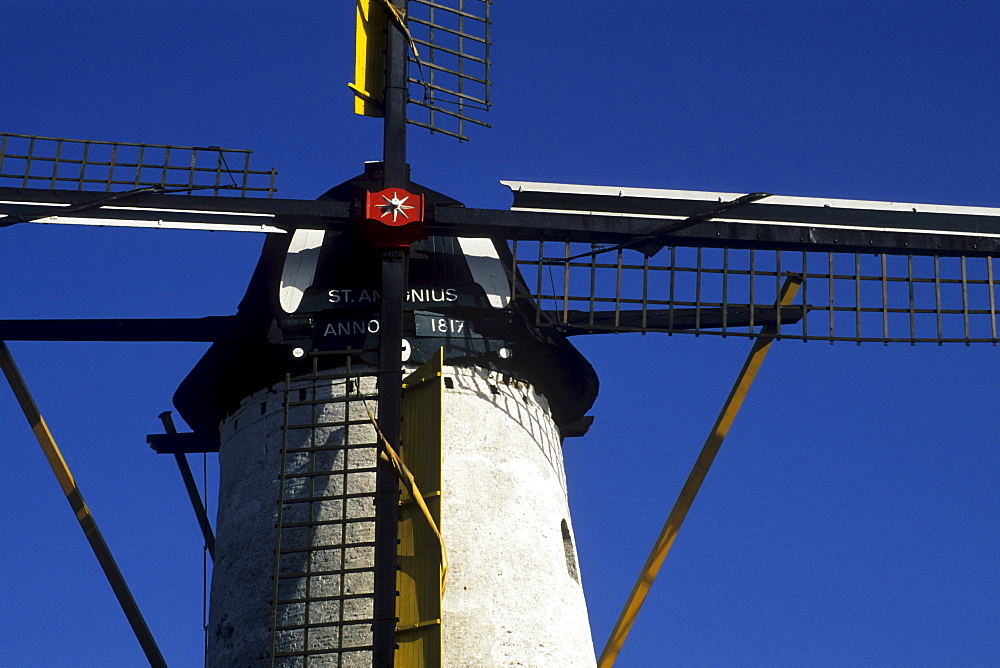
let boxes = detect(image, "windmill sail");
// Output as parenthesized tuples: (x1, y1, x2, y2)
(499, 181, 1000, 344)
(0, 132, 275, 196)
(0, 133, 282, 232)
(516, 243, 1000, 344)
(350, 0, 491, 141)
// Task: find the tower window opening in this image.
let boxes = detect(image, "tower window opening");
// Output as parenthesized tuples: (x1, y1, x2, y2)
(561, 519, 580, 583)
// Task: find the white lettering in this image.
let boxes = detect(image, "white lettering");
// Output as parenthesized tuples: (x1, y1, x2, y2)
(423, 316, 466, 335)
(322, 319, 380, 337)
(328, 286, 458, 305)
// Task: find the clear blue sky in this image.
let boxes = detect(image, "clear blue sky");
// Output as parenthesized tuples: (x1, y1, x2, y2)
(2, 2, 998, 665)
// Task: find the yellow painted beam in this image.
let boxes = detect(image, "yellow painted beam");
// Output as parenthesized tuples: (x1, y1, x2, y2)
(0, 340, 166, 668)
(351, 0, 388, 117)
(598, 275, 802, 667)
(396, 348, 445, 666)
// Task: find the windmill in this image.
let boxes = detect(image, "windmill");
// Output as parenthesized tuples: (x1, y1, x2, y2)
(1, 2, 1000, 664)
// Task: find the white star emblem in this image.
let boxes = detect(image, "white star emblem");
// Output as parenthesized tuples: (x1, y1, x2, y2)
(378, 191, 414, 223)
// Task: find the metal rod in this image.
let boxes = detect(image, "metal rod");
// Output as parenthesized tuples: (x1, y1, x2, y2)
(536, 241, 546, 326)
(187, 147, 196, 191)
(50, 138, 63, 189)
(641, 254, 650, 331)
(0, 340, 166, 668)
(596, 275, 802, 668)
(212, 148, 222, 196)
(961, 256, 970, 343)
(0, 134, 8, 177)
(667, 247, 676, 333)
(157, 411, 215, 561)
(239, 150, 251, 194)
(749, 249, 756, 333)
(457, 0, 466, 138)
(854, 252, 862, 345)
(881, 254, 889, 344)
(374, 249, 405, 667)
(828, 252, 835, 343)
(988, 256, 997, 341)
(23, 136, 35, 188)
(563, 241, 571, 323)
(694, 247, 702, 335)
(106, 143, 118, 192)
(908, 255, 916, 344)
(510, 239, 520, 313)
(135, 144, 146, 188)
(935, 256, 943, 344)
(775, 250, 783, 339)
(615, 248, 623, 329)
(589, 246, 597, 328)
(427, 0, 438, 132)
(800, 251, 809, 339)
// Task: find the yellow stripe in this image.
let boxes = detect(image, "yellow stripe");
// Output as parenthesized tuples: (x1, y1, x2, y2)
(352, 0, 387, 117)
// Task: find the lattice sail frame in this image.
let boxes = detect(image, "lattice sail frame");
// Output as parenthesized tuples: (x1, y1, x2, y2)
(406, 0, 492, 141)
(0, 133, 276, 197)
(513, 242, 1000, 345)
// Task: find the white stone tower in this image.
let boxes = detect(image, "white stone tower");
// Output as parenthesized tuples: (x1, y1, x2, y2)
(174, 173, 602, 665)
(205, 364, 595, 665)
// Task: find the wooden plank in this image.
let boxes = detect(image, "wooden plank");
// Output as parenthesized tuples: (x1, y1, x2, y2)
(397, 348, 444, 666)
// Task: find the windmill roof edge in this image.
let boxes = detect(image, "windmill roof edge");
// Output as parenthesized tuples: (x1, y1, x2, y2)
(500, 180, 1000, 218)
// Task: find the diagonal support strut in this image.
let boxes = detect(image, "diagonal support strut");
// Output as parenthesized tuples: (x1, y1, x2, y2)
(0, 340, 167, 668)
(597, 273, 802, 667)
(158, 411, 216, 561)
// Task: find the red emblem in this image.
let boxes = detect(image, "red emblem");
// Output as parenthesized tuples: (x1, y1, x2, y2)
(365, 188, 424, 226)
(360, 187, 426, 248)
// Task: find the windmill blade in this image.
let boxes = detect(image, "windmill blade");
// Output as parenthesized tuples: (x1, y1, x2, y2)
(431, 181, 1000, 258)
(9, 168, 1000, 260)
(0, 186, 359, 232)
(0, 132, 295, 232)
